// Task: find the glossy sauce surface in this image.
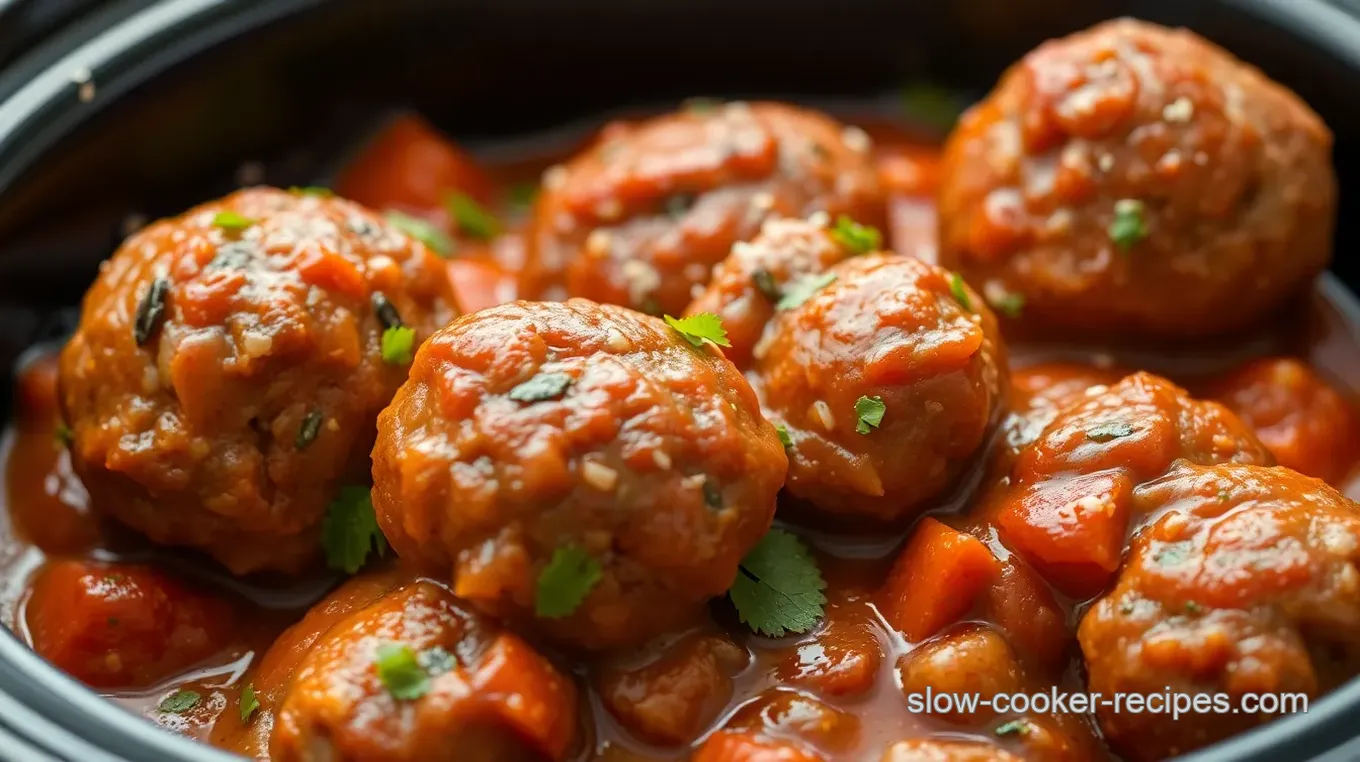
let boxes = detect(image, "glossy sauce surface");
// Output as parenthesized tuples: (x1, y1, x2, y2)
(4, 106, 1360, 761)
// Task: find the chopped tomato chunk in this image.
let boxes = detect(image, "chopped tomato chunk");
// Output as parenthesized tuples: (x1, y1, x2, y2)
(446, 254, 518, 315)
(996, 470, 1133, 598)
(25, 560, 234, 688)
(335, 113, 493, 217)
(878, 518, 1002, 642)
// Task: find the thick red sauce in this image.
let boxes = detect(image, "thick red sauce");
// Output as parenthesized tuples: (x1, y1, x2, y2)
(3, 107, 1360, 761)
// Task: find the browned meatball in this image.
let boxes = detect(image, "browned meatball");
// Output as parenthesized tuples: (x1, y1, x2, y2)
(1207, 357, 1360, 483)
(685, 215, 867, 369)
(524, 101, 886, 315)
(937, 19, 1334, 338)
(59, 188, 456, 574)
(371, 299, 786, 650)
(756, 254, 1006, 522)
(988, 372, 1272, 599)
(1078, 462, 1360, 761)
(269, 576, 579, 762)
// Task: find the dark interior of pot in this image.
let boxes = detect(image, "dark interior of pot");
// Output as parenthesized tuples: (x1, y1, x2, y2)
(3, 0, 1360, 760)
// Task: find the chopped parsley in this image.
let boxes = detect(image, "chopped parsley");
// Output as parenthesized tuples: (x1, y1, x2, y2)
(54, 422, 74, 449)
(729, 528, 826, 637)
(322, 486, 387, 574)
(776, 272, 837, 311)
(158, 690, 201, 714)
(212, 211, 256, 231)
(1184, 600, 1203, 615)
(751, 268, 782, 301)
(509, 372, 573, 404)
(375, 643, 430, 700)
(289, 186, 334, 198)
(536, 545, 603, 619)
(1086, 421, 1136, 442)
(381, 326, 416, 366)
(386, 210, 454, 257)
(133, 276, 170, 346)
(295, 409, 323, 450)
(1108, 199, 1148, 252)
(239, 683, 260, 723)
(776, 424, 793, 449)
(948, 272, 973, 311)
(830, 215, 882, 255)
(854, 395, 887, 434)
(995, 719, 1031, 737)
(988, 289, 1025, 319)
(1218, 489, 1231, 503)
(665, 313, 731, 348)
(445, 192, 501, 240)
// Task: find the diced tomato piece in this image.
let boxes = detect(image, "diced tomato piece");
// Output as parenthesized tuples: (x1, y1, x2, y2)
(983, 558, 1069, 672)
(878, 518, 1002, 642)
(446, 254, 518, 315)
(335, 114, 494, 216)
(692, 732, 824, 762)
(471, 634, 580, 761)
(25, 560, 234, 688)
(995, 470, 1132, 598)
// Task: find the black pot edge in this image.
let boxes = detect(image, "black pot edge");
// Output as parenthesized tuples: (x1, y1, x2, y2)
(0, 0, 1359, 760)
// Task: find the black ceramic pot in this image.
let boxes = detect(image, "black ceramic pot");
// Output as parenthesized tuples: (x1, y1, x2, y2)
(2, 0, 1360, 759)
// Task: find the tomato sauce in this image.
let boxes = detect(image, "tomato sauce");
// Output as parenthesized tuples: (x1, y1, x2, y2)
(3, 106, 1360, 761)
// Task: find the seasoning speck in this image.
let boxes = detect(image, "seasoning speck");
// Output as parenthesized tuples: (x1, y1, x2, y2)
(296, 409, 324, 450)
(133, 277, 171, 346)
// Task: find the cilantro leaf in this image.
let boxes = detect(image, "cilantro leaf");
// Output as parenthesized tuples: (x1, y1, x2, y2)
(776, 424, 793, 449)
(212, 211, 256, 231)
(536, 545, 603, 618)
(776, 272, 837, 311)
(239, 683, 260, 723)
(729, 528, 826, 637)
(830, 215, 882, 255)
(381, 326, 416, 365)
(322, 486, 387, 574)
(386, 210, 454, 257)
(664, 313, 731, 348)
(854, 395, 886, 434)
(995, 719, 1031, 737)
(375, 643, 430, 700)
(948, 272, 973, 311)
(509, 372, 573, 403)
(445, 192, 501, 241)
(159, 689, 201, 714)
(1108, 199, 1148, 252)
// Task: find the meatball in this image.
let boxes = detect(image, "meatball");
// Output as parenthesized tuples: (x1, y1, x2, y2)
(59, 188, 455, 573)
(991, 372, 1272, 598)
(524, 101, 885, 315)
(757, 254, 1006, 522)
(685, 215, 866, 369)
(371, 299, 786, 649)
(1208, 357, 1360, 483)
(937, 19, 1334, 337)
(270, 577, 579, 762)
(1078, 462, 1360, 761)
